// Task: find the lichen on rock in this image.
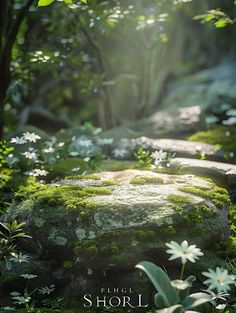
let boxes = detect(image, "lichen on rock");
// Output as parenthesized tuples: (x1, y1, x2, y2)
(4, 169, 230, 272)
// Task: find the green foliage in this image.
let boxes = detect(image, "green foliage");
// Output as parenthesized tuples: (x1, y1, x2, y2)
(0, 141, 14, 169)
(135, 261, 213, 312)
(38, 0, 87, 7)
(133, 147, 153, 169)
(188, 126, 236, 162)
(38, 0, 55, 6)
(229, 204, 236, 237)
(214, 237, 236, 258)
(136, 261, 180, 308)
(135, 230, 156, 242)
(0, 220, 31, 262)
(153, 165, 187, 175)
(194, 9, 234, 28)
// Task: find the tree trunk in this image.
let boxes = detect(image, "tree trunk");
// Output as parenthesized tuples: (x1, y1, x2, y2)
(79, 20, 115, 129)
(0, 0, 34, 139)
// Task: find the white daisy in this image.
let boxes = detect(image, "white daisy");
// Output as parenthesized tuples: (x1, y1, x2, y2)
(166, 240, 203, 264)
(151, 150, 167, 164)
(78, 139, 92, 147)
(27, 169, 48, 177)
(20, 274, 37, 280)
(69, 151, 79, 157)
(22, 149, 38, 160)
(202, 267, 236, 293)
(113, 148, 127, 158)
(71, 167, 81, 172)
(44, 146, 55, 153)
(97, 138, 114, 145)
(10, 136, 26, 145)
(23, 132, 41, 143)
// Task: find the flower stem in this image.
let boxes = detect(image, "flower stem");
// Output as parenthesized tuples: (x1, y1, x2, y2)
(180, 263, 186, 280)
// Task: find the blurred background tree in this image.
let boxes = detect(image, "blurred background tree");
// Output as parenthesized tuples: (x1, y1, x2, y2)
(1, 0, 236, 136)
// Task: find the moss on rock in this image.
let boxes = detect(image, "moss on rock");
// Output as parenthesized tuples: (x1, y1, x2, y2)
(188, 125, 236, 161)
(129, 176, 164, 185)
(178, 185, 230, 208)
(102, 179, 119, 186)
(65, 174, 101, 180)
(167, 194, 192, 204)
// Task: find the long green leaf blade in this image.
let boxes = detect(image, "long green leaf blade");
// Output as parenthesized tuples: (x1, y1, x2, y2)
(135, 261, 180, 307)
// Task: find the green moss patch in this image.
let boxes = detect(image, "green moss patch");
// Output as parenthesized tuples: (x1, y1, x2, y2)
(188, 125, 236, 161)
(167, 194, 192, 204)
(129, 178, 146, 185)
(178, 185, 230, 208)
(16, 183, 112, 212)
(65, 174, 101, 180)
(102, 179, 119, 186)
(129, 176, 164, 185)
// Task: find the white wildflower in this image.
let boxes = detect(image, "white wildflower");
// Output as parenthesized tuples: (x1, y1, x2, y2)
(22, 149, 38, 160)
(71, 167, 80, 172)
(0, 306, 16, 311)
(44, 146, 55, 153)
(69, 151, 79, 157)
(26, 169, 48, 177)
(151, 150, 167, 164)
(12, 296, 31, 305)
(10, 136, 26, 145)
(83, 157, 90, 162)
(78, 139, 92, 147)
(23, 132, 41, 142)
(166, 240, 203, 264)
(203, 267, 236, 293)
(113, 148, 127, 158)
(20, 274, 38, 280)
(10, 252, 29, 264)
(97, 138, 114, 145)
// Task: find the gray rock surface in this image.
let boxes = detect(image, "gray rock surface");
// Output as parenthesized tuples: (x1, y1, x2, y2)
(102, 105, 204, 139)
(162, 62, 236, 113)
(111, 137, 224, 161)
(6, 170, 230, 270)
(170, 158, 236, 188)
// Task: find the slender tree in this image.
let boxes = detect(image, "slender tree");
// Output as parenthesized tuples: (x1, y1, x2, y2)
(0, 0, 35, 139)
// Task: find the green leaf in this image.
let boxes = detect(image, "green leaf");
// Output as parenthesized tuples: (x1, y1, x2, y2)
(38, 0, 55, 7)
(177, 276, 196, 301)
(182, 292, 213, 310)
(154, 293, 168, 309)
(215, 18, 229, 28)
(135, 261, 180, 307)
(156, 304, 183, 313)
(80, 0, 87, 3)
(0, 222, 10, 233)
(64, 0, 73, 3)
(4, 256, 12, 271)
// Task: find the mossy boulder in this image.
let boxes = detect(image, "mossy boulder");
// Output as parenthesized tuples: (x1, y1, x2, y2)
(5, 170, 230, 272)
